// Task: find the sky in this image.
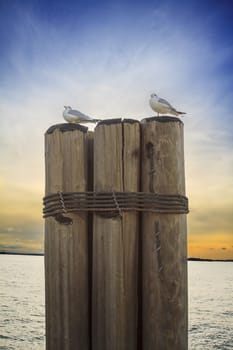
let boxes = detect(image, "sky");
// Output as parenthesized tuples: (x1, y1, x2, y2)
(0, 0, 233, 259)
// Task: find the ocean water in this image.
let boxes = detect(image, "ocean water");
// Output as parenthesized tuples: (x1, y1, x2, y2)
(188, 261, 233, 349)
(0, 256, 232, 349)
(0, 255, 45, 350)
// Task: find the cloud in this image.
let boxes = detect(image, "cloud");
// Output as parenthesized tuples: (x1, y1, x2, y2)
(188, 206, 233, 236)
(0, 225, 43, 253)
(0, 244, 24, 250)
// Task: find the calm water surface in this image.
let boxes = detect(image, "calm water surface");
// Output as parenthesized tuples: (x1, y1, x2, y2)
(0, 255, 45, 350)
(188, 261, 233, 349)
(0, 256, 232, 349)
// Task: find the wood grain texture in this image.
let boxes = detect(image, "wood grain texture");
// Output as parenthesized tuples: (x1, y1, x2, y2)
(92, 120, 140, 350)
(44, 126, 90, 350)
(141, 118, 188, 350)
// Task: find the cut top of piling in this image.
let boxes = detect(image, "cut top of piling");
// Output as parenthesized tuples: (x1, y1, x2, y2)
(96, 118, 140, 127)
(45, 123, 88, 135)
(142, 116, 183, 124)
(45, 117, 183, 136)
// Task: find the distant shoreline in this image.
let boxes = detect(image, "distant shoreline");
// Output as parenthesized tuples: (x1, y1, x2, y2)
(0, 251, 232, 261)
(0, 252, 44, 256)
(188, 257, 233, 262)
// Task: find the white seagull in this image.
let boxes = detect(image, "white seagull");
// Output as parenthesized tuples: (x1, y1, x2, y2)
(149, 93, 186, 116)
(63, 106, 101, 124)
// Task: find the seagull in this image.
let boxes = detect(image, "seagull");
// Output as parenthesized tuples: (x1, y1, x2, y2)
(149, 93, 186, 116)
(63, 106, 101, 124)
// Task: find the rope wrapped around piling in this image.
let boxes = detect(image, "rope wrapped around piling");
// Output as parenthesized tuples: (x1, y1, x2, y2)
(43, 191, 189, 223)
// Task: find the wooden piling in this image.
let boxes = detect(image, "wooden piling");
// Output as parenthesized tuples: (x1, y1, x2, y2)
(141, 117, 188, 350)
(44, 117, 188, 350)
(92, 119, 140, 350)
(44, 124, 90, 350)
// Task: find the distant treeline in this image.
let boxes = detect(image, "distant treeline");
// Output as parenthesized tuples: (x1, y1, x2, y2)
(188, 257, 233, 262)
(0, 251, 44, 256)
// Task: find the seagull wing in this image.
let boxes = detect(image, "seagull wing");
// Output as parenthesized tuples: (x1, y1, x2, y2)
(158, 98, 174, 109)
(68, 109, 88, 119)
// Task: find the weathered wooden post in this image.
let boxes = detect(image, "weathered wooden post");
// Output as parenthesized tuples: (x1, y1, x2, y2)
(44, 124, 90, 350)
(43, 116, 188, 350)
(92, 119, 140, 350)
(141, 116, 188, 350)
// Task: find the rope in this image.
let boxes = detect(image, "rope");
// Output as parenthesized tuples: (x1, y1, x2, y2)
(112, 191, 122, 217)
(58, 191, 67, 213)
(43, 191, 189, 221)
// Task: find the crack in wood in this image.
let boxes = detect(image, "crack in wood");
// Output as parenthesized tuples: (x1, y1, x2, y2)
(146, 142, 155, 193)
(154, 221, 163, 273)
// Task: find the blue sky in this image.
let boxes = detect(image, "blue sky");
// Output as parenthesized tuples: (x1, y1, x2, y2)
(0, 0, 233, 257)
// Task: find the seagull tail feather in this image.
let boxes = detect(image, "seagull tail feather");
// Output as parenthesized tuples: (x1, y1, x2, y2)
(177, 111, 186, 115)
